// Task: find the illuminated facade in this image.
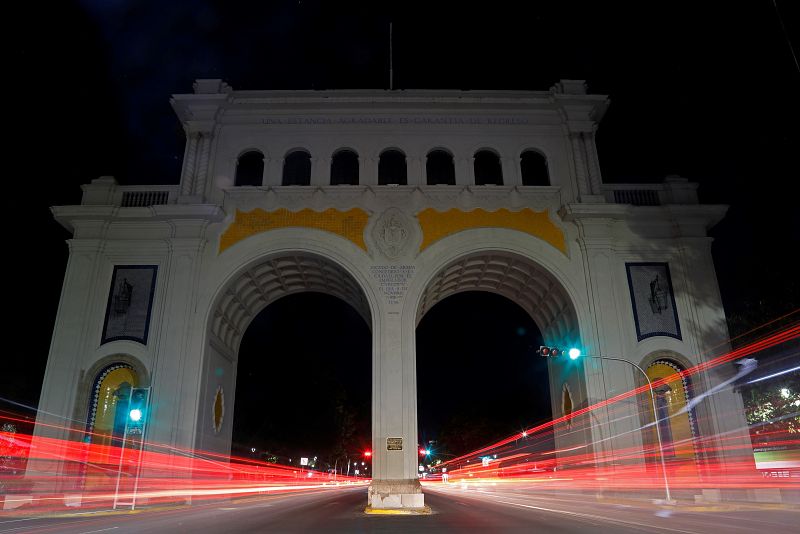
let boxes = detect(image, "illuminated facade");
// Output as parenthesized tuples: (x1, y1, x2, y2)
(34, 79, 752, 509)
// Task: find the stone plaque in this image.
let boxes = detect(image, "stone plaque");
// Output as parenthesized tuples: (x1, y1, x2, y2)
(370, 265, 415, 305)
(386, 437, 403, 451)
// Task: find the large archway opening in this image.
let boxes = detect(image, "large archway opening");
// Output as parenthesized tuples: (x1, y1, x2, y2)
(232, 293, 371, 473)
(415, 251, 582, 468)
(206, 253, 373, 477)
(416, 292, 550, 458)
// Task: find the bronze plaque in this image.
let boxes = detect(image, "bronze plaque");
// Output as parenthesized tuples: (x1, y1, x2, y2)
(386, 437, 403, 451)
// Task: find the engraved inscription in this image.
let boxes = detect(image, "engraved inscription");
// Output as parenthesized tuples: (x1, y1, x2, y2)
(387, 437, 403, 451)
(370, 265, 415, 305)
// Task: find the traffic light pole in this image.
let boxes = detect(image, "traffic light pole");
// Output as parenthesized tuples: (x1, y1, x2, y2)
(585, 355, 673, 504)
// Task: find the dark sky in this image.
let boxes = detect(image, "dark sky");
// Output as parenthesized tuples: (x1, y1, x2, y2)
(6, 1, 799, 458)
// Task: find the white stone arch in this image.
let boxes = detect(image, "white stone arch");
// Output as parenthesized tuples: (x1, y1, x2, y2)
(406, 228, 588, 344)
(515, 145, 549, 161)
(638, 349, 703, 468)
(470, 145, 502, 159)
(282, 146, 313, 159)
(425, 145, 456, 159)
(201, 228, 379, 357)
(330, 146, 360, 158)
(235, 146, 267, 160)
(471, 147, 504, 185)
(74, 353, 150, 440)
(280, 147, 314, 186)
(403, 228, 593, 461)
(517, 146, 551, 186)
(191, 228, 382, 455)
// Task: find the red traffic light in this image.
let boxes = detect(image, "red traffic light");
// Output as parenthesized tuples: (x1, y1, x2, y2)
(419, 448, 427, 455)
(364, 450, 372, 457)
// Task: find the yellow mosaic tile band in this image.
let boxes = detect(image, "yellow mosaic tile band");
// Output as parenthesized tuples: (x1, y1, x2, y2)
(219, 208, 370, 253)
(417, 208, 567, 255)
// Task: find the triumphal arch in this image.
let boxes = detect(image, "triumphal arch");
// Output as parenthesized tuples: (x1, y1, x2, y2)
(35, 79, 751, 508)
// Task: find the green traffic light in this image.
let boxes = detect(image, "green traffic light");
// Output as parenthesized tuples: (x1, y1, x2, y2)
(568, 348, 581, 360)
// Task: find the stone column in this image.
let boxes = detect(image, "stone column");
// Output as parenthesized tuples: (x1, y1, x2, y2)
(369, 308, 424, 509)
(311, 157, 329, 186)
(456, 157, 471, 186)
(146, 235, 207, 461)
(360, 157, 376, 186)
(29, 238, 106, 482)
(501, 156, 520, 186)
(408, 157, 424, 186)
(266, 157, 283, 187)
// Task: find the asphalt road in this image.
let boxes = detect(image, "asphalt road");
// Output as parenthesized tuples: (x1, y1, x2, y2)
(1, 484, 797, 533)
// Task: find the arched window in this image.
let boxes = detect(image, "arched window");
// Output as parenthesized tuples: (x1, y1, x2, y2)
(426, 150, 455, 185)
(330, 150, 359, 185)
(282, 150, 311, 186)
(474, 150, 503, 185)
(562, 383, 574, 428)
(646, 359, 699, 466)
(378, 150, 407, 185)
(82, 363, 139, 490)
(86, 363, 139, 446)
(234, 150, 264, 186)
(520, 150, 550, 186)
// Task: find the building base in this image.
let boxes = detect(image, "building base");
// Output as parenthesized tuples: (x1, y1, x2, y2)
(368, 478, 425, 509)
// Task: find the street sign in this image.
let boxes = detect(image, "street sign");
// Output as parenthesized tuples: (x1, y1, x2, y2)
(300, 457, 309, 466)
(387, 437, 403, 450)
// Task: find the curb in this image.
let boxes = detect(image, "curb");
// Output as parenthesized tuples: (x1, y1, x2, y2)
(364, 505, 432, 515)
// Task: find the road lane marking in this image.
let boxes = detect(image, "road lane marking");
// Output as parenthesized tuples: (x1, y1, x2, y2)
(494, 500, 699, 534)
(78, 528, 118, 534)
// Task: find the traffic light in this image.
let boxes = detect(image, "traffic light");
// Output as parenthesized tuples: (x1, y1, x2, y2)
(364, 450, 372, 458)
(537, 346, 561, 357)
(537, 346, 582, 360)
(127, 387, 150, 436)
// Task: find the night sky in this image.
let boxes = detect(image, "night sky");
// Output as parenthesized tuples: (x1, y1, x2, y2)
(6, 1, 799, 460)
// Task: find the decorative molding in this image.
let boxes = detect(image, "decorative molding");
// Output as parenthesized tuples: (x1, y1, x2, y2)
(416, 208, 567, 255)
(371, 207, 415, 260)
(213, 386, 225, 434)
(218, 207, 370, 253)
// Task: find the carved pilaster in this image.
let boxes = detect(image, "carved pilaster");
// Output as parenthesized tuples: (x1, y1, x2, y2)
(583, 132, 603, 195)
(180, 132, 200, 195)
(501, 156, 519, 186)
(311, 157, 329, 186)
(570, 132, 590, 197)
(193, 133, 212, 197)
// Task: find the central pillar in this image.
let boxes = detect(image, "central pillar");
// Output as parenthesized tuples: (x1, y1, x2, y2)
(368, 308, 425, 510)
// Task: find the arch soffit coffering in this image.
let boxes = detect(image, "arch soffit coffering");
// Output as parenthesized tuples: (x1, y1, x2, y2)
(205, 239, 376, 357)
(411, 240, 583, 345)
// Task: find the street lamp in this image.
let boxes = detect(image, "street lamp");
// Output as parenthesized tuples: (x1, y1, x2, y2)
(538, 345, 674, 503)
